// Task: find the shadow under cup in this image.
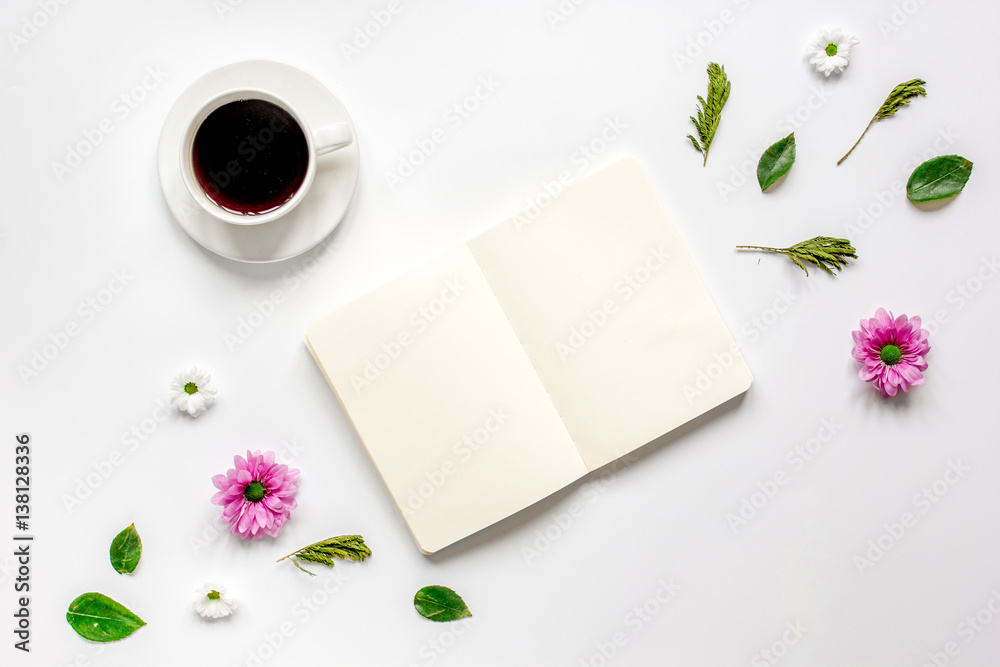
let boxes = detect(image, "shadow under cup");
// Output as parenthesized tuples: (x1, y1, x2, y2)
(189, 95, 310, 219)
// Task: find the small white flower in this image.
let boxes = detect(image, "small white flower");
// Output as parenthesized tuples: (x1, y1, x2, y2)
(193, 583, 236, 619)
(170, 367, 217, 417)
(807, 28, 860, 77)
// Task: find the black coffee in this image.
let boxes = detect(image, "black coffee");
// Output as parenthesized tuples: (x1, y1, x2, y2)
(192, 98, 308, 215)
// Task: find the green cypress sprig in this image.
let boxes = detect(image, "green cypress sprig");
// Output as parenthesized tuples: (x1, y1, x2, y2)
(687, 62, 731, 166)
(838, 78, 926, 165)
(736, 236, 857, 276)
(277, 535, 372, 575)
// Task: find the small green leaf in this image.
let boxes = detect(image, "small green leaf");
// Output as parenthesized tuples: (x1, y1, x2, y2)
(66, 593, 146, 642)
(757, 133, 795, 191)
(838, 78, 926, 165)
(109, 523, 141, 574)
(736, 236, 857, 277)
(687, 62, 731, 166)
(277, 534, 372, 576)
(414, 585, 472, 622)
(906, 155, 973, 202)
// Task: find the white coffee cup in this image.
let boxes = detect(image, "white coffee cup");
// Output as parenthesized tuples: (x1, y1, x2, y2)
(179, 88, 353, 226)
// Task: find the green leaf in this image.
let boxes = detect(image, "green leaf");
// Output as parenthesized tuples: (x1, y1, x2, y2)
(687, 62, 731, 166)
(736, 236, 857, 277)
(277, 535, 372, 576)
(66, 593, 146, 642)
(906, 155, 973, 202)
(413, 585, 472, 622)
(757, 133, 795, 191)
(838, 78, 926, 165)
(109, 523, 141, 574)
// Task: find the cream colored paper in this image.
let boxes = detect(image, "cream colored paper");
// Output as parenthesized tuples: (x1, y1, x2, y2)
(469, 158, 752, 469)
(305, 158, 751, 553)
(305, 244, 588, 554)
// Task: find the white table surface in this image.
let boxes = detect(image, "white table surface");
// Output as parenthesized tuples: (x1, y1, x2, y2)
(3, 1, 999, 665)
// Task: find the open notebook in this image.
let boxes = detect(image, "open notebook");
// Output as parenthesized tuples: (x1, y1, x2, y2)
(305, 158, 752, 554)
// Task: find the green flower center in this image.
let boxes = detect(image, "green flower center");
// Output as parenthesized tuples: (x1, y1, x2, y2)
(825, 43, 838, 56)
(207, 590, 221, 600)
(880, 344, 902, 366)
(243, 481, 266, 503)
(184, 381, 199, 395)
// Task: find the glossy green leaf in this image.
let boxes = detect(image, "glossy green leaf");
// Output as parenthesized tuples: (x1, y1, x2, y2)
(757, 133, 795, 191)
(906, 155, 973, 202)
(109, 523, 142, 574)
(66, 593, 146, 642)
(413, 585, 472, 622)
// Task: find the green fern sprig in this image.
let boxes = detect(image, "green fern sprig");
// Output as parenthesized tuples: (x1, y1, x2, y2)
(277, 535, 372, 575)
(838, 78, 926, 165)
(736, 236, 857, 276)
(687, 62, 731, 166)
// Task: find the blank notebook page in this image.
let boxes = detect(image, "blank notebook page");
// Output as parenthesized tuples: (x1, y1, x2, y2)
(468, 158, 752, 470)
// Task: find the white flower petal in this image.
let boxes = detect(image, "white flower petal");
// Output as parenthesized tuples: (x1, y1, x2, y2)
(806, 28, 860, 76)
(193, 583, 236, 619)
(169, 366, 217, 417)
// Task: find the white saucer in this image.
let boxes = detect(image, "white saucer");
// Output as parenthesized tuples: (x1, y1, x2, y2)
(157, 60, 360, 263)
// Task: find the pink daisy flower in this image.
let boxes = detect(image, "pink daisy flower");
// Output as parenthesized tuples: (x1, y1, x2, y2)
(211, 450, 299, 539)
(851, 307, 929, 398)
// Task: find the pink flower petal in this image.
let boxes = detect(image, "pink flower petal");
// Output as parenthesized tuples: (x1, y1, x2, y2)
(898, 363, 923, 384)
(224, 495, 245, 514)
(212, 449, 298, 539)
(851, 307, 929, 398)
(237, 507, 253, 534)
(859, 365, 880, 382)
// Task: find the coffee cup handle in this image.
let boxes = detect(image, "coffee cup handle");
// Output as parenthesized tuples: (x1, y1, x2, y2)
(313, 122, 354, 156)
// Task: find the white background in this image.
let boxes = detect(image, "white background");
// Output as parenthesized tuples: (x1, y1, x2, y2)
(2, 1, 999, 665)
